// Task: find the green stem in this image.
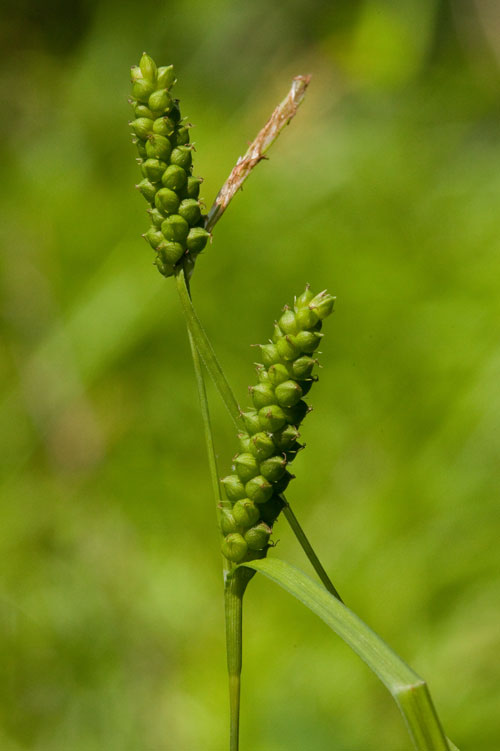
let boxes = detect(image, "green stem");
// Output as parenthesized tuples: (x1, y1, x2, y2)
(224, 567, 254, 751)
(281, 495, 343, 602)
(176, 266, 243, 750)
(225, 579, 242, 751)
(188, 327, 221, 500)
(182, 275, 223, 511)
(175, 266, 242, 429)
(176, 269, 233, 577)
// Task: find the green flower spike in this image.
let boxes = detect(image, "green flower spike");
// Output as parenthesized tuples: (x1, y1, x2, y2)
(129, 53, 210, 277)
(220, 286, 335, 564)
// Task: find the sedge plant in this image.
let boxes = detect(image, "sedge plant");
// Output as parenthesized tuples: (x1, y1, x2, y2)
(128, 53, 459, 751)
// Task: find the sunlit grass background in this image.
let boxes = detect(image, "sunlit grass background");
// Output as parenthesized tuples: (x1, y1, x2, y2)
(1, 1, 499, 749)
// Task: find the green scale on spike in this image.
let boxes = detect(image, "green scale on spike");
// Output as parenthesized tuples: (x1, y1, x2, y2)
(220, 286, 335, 564)
(129, 53, 210, 277)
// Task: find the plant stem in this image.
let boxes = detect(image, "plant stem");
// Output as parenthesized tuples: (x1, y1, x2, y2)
(224, 566, 254, 751)
(176, 266, 244, 750)
(225, 576, 242, 751)
(188, 326, 221, 500)
(182, 275, 223, 510)
(188, 349, 242, 751)
(281, 495, 343, 602)
(175, 266, 243, 429)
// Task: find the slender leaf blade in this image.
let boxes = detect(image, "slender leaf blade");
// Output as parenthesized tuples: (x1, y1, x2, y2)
(243, 558, 455, 751)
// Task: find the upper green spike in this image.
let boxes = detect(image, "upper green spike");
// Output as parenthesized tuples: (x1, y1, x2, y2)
(129, 54, 207, 278)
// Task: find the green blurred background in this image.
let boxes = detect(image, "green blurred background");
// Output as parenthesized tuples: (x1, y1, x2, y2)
(1, 0, 499, 749)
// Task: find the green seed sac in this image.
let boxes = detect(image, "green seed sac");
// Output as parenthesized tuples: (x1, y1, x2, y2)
(220, 286, 335, 564)
(155, 187, 179, 214)
(161, 214, 189, 243)
(129, 53, 208, 277)
(222, 533, 248, 563)
(162, 164, 187, 191)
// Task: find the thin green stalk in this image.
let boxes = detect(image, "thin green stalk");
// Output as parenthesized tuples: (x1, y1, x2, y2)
(281, 495, 343, 602)
(175, 266, 242, 429)
(224, 566, 255, 751)
(224, 572, 243, 751)
(189, 340, 243, 751)
(182, 275, 222, 511)
(176, 266, 243, 750)
(188, 327, 221, 502)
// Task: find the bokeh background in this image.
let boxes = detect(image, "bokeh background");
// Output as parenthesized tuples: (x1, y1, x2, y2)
(1, 0, 499, 749)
